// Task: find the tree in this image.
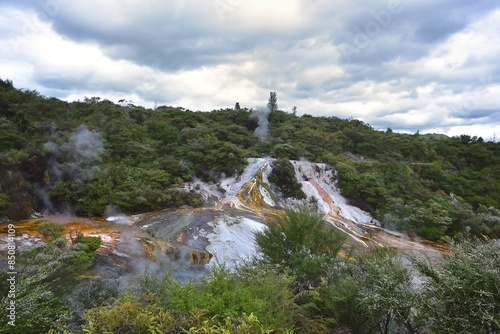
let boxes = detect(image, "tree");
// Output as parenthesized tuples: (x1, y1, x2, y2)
(411, 238, 500, 333)
(312, 247, 421, 333)
(356, 248, 420, 334)
(267, 91, 278, 112)
(255, 206, 346, 288)
(268, 158, 306, 199)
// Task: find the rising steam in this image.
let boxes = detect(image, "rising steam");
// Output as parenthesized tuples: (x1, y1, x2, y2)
(104, 204, 133, 225)
(39, 125, 105, 214)
(67, 125, 105, 180)
(70, 125, 104, 163)
(251, 107, 270, 140)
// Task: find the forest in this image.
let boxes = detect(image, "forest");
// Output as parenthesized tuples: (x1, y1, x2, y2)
(1, 78, 499, 240)
(0, 78, 499, 333)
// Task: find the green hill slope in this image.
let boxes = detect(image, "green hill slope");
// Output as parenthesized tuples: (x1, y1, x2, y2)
(1, 78, 499, 239)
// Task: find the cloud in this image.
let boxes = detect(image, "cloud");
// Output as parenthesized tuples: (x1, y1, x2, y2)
(0, 0, 499, 140)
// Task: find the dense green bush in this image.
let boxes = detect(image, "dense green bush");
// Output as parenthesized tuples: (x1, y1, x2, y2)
(132, 263, 298, 331)
(37, 221, 65, 239)
(81, 263, 299, 333)
(411, 238, 500, 333)
(82, 299, 274, 334)
(268, 158, 306, 199)
(255, 206, 345, 287)
(73, 234, 102, 252)
(355, 248, 420, 334)
(0, 235, 103, 334)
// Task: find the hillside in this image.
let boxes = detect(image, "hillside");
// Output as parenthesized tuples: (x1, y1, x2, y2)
(1, 78, 499, 239)
(1, 78, 500, 333)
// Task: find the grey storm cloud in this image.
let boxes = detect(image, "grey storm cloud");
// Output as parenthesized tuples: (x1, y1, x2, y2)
(29, 0, 257, 71)
(450, 108, 500, 121)
(1, 0, 500, 139)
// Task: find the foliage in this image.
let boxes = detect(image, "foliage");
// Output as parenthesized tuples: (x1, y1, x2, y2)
(77, 236, 499, 334)
(298, 240, 500, 334)
(330, 152, 500, 240)
(73, 234, 102, 252)
(0, 77, 498, 333)
(0, 275, 70, 334)
(297, 247, 421, 334)
(255, 206, 345, 287)
(476, 205, 500, 237)
(82, 300, 274, 334)
(311, 263, 367, 332)
(37, 221, 65, 239)
(411, 238, 500, 333)
(268, 158, 306, 199)
(82, 263, 298, 333)
(0, 235, 103, 333)
(135, 263, 298, 330)
(1, 78, 499, 239)
(355, 248, 420, 334)
(3, 223, 498, 333)
(82, 297, 179, 334)
(67, 279, 119, 328)
(3, 78, 500, 333)
(267, 91, 278, 112)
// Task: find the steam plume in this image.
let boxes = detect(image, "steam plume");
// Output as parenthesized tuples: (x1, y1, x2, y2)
(43, 141, 62, 180)
(104, 204, 132, 225)
(251, 107, 270, 140)
(70, 125, 104, 163)
(67, 125, 104, 180)
(39, 125, 105, 214)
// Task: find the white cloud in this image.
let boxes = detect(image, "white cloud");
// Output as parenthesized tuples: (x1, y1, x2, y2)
(0, 1, 499, 139)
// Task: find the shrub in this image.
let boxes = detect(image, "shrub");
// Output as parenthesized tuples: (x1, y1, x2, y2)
(38, 221, 65, 239)
(268, 158, 306, 199)
(255, 206, 345, 287)
(355, 248, 420, 334)
(73, 234, 102, 252)
(82, 299, 275, 334)
(303, 247, 420, 334)
(129, 264, 298, 331)
(411, 238, 500, 333)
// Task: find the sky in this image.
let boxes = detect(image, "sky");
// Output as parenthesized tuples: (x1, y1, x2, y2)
(1, 0, 499, 140)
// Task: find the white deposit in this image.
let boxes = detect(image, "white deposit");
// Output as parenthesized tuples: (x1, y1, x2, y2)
(197, 158, 379, 267)
(291, 160, 374, 225)
(175, 158, 443, 267)
(219, 158, 273, 207)
(203, 215, 266, 268)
